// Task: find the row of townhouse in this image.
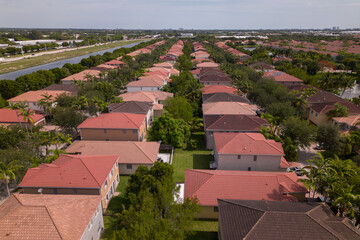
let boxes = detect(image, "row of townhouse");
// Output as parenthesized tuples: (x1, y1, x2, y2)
(189, 46, 360, 239)
(0, 40, 174, 240)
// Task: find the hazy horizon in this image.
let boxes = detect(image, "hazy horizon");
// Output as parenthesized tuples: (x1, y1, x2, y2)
(1, 0, 359, 30)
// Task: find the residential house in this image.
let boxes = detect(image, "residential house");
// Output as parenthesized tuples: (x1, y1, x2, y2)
(61, 69, 101, 84)
(0, 193, 104, 240)
(65, 141, 160, 175)
(19, 154, 120, 210)
(200, 75, 232, 87)
(202, 102, 258, 116)
(7, 90, 72, 112)
(119, 91, 173, 117)
(190, 69, 201, 79)
(90, 64, 117, 72)
(78, 112, 147, 141)
(153, 62, 173, 69)
(218, 199, 360, 240)
(249, 62, 275, 72)
(126, 76, 166, 92)
(202, 92, 249, 104)
(264, 71, 303, 86)
(196, 62, 220, 69)
(104, 59, 126, 67)
(204, 115, 269, 149)
(333, 116, 360, 131)
(0, 109, 45, 127)
(213, 132, 289, 171)
(42, 84, 79, 95)
(202, 85, 238, 95)
(184, 169, 308, 219)
(308, 101, 360, 125)
(108, 101, 154, 128)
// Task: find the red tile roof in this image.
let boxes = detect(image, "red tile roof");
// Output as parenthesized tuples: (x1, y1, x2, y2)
(78, 112, 146, 129)
(19, 154, 118, 189)
(0, 193, 102, 240)
(65, 141, 160, 164)
(0, 109, 45, 123)
(8, 90, 72, 103)
(214, 132, 284, 155)
(202, 85, 238, 94)
(264, 71, 303, 83)
(184, 170, 308, 206)
(104, 59, 126, 65)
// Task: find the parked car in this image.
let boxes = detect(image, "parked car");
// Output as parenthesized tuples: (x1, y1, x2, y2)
(287, 167, 303, 176)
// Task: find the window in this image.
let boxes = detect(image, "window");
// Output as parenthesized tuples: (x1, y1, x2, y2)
(213, 207, 219, 212)
(254, 156, 257, 161)
(110, 169, 113, 178)
(73, 188, 78, 194)
(209, 131, 213, 136)
(127, 164, 132, 169)
(315, 113, 318, 117)
(133, 129, 137, 134)
(117, 174, 120, 182)
(104, 129, 107, 134)
(53, 189, 58, 194)
(237, 155, 241, 159)
(248, 167, 251, 171)
(105, 139, 109, 141)
(122, 129, 126, 134)
(311, 110, 314, 114)
(104, 179, 108, 188)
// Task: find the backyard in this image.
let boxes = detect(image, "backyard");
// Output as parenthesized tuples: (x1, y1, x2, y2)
(172, 131, 213, 182)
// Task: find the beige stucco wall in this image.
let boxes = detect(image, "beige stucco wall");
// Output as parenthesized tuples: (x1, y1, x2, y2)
(80, 120, 146, 141)
(308, 109, 329, 126)
(195, 205, 219, 219)
(100, 162, 120, 210)
(119, 163, 153, 175)
(215, 152, 282, 172)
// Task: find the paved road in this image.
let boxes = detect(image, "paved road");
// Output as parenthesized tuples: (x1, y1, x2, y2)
(0, 41, 144, 80)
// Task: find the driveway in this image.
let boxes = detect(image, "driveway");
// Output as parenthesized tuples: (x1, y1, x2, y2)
(297, 143, 319, 168)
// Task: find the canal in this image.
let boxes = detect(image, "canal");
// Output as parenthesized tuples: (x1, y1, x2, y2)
(0, 41, 143, 80)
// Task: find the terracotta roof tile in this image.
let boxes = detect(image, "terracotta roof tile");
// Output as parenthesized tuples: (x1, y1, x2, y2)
(185, 170, 308, 206)
(0, 193, 101, 240)
(19, 154, 118, 188)
(8, 90, 72, 103)
(204, 115, 268, 131)
(65, 141, 160, 164)
(202, 102, 258, 115)
(202, 85, 238, 94)
(78, 112, 146, 129)
(0, 109, 45, 124)
(214, 132, 284, 155)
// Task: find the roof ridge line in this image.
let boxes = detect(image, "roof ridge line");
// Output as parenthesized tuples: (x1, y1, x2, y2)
(244, 211, 268, 240)
(133, 142, 154, 163)
(44, 206, 64, 240)
(306, 207, 344, 239)
(190, 170, 215, 197)
(262, 139, 284, 155)
(123, 113, 139, 128)
(207, 115, 225, 129)
(78, 157, 102, 188)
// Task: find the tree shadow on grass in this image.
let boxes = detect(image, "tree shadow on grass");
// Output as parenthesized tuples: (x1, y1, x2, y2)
(186, 231, 218, 240)
(193, 154, 214, 169)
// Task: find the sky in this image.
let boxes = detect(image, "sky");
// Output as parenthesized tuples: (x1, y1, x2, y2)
(0, 0, 359, 30)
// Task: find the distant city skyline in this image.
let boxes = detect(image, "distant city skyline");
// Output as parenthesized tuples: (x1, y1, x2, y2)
(0, 0, 359, 30)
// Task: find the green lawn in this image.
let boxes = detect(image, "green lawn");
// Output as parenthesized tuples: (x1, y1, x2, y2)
(172, 132, 213, 182)
(116, 175, 130, 194)
(0, 40, 142, 74)
(186, 221, 218, 240)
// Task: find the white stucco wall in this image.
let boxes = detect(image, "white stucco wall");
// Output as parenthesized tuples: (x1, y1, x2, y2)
(215, 152, 282, 171)
(80, 202, 105, 240)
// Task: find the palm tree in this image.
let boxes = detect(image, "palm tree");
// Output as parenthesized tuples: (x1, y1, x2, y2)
(330, 184, 360, 218)
(0, 160, 23, 197)
(72, 96, 88, 111)
(18, 107, 35, 133)
(37, 93, 54, 117)
(327, 103, 349, 120)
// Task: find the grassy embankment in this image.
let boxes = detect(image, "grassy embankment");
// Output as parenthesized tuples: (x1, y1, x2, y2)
(0, 40, 143, 74)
